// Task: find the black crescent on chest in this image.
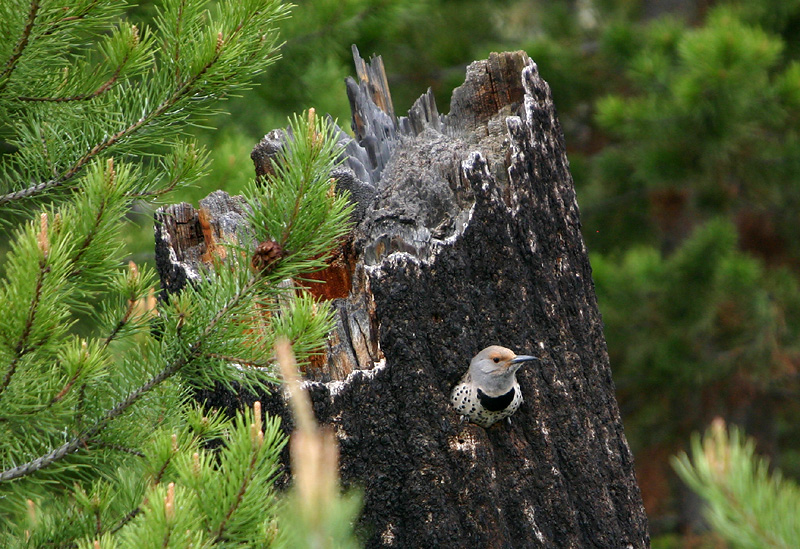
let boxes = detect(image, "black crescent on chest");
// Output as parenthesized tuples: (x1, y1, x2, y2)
(477, 387, 515, 412)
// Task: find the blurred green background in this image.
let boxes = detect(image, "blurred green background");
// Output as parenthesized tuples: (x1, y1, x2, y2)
(121, 0, 800, 544)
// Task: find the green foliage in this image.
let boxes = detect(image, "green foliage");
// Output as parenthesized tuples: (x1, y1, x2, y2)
(726, 0, 800, 40)
(591, 5, 800, 255)
(2, 0, 796, 544)
(102, 3, 800, 542)
(0, 0, 289, 209)
(598, 8, 786, 177)
(0, 1, 360, 546)
(521, 0, 800, 541)
(593, 218, 800, 447)
(8, 403, 286, 548)
(241, 111, 356, 368)
(246, 112, 353, 275)
(581, 11, 800, 511)
(673, 419, 800, 548)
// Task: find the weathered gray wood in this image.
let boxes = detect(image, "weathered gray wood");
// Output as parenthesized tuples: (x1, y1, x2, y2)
(155, 48, 650, 548)
(154, 191, 253, 295)
(351, 44, 396, 124)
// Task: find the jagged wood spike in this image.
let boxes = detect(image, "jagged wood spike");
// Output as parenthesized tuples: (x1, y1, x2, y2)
(351, 44, 396, 123)
(155, 49, 650, 548)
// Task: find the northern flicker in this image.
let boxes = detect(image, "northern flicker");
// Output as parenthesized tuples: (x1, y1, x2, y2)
(450, 345, 538, 428)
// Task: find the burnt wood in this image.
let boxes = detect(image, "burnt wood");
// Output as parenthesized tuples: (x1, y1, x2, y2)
(155, 47, 650, 548)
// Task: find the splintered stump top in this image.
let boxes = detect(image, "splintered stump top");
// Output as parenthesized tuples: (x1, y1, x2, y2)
(155, 48, 649, 548)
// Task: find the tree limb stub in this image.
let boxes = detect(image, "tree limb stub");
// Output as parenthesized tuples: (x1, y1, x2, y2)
(155, 48, 649, 548)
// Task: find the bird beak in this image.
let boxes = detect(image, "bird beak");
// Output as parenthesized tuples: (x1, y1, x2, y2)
(511, 355, 538, 364)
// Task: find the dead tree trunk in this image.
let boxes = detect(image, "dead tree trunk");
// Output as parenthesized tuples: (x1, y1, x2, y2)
(155, 47, 650, 548)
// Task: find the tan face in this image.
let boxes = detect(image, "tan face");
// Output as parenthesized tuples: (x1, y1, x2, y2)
(471, 345, 536, 378)
(479, 346, 520, 375)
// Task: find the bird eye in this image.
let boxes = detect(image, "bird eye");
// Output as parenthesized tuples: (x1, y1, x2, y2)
(492, 357, 500, 363)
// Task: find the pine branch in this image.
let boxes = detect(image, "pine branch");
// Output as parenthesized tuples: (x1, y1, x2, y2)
(0, 258, 48, 402)
(280, 110, 316, 246)
(0, 34, 223, 206)
(17, 49, 129, 102)
(172, 0, 185, 85)
(213, 449, 258, 542)
(203, 353, 271, 369)
(91, 441, 145, 459)
(102, 295, 137, 350)
(673, 419, 800, 547)
(0, 358, 182, 482)
(151, 459, 172, 490)
(40, 0, 103, 37)
(0, 0, 40, 94)
(160, 523, 173, 546)
(75, 382, 87, 428)
(40, 126, 56, 179)
(125, 166, 186, 200)
(49, 364, 82, 406)
(68, 160, 121, 278)
(1, 341, 95, 418)
(0, 356, 81, 424)
(71, 202, 110, 279)
(0, 179, 53, 205)
(0, 275, 258, 482)
(715, 482, 788, 548)
(110, 506, 142, 535)
(1, 118, 136, 204)
(107, 439, 175, 536)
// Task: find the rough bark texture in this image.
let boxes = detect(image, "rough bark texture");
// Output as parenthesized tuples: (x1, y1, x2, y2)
(154, 47, 650, 548)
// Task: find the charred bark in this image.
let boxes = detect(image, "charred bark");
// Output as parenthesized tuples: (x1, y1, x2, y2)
(155, 47, 649, 548)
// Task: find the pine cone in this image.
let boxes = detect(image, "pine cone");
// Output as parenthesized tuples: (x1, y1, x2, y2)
(251, 240, 285, 274)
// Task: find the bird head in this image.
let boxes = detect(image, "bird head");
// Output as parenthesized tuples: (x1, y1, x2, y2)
(469, 345, 538, 395)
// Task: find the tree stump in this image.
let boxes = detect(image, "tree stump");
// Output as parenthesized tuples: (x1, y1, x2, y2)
(154, 47, 650, 548)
